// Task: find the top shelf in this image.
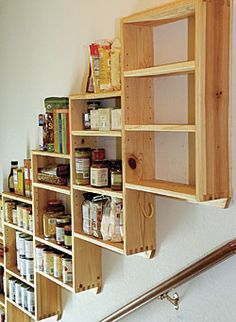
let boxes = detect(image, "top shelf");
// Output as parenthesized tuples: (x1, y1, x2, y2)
(124, 61, 195, 78)
(32, 150, 70, 159)
(2, 192, 32, 205)
(122, 0, 195, 25)
(70, 91, 121, 100)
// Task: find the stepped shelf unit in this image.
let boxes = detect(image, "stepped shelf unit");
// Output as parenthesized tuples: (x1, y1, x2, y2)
(121, 1, 232, 251)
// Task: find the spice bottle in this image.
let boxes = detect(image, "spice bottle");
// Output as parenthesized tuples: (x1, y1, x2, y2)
(90, 160, 109, 188)
(110, 160, 122, 191)
(8, 161, 18, 192)
(56, 216, 71, 245)
(75, 148, 91, 185)
(64, 225, 72, 249)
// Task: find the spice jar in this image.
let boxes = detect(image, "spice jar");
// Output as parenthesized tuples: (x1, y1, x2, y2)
(110, 160, 122, 191)
(75, 148, 91, 185)
(43, 212, 58, 240)
(56, 216, 71, 245)
(43, 247, 54, 275)
(62, 254, 72, 284)
(90, 160, 109, 188)
(53, 250, 63, 279)
(64, 225, 72, 249)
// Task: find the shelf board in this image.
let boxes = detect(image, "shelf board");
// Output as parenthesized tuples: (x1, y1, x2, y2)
(125, 180, 196, 201)
(72, 130, 122, 137)
(124, 60, 195, 78)
(0, 293, 5, 308)
(70, 91, 121, 100)
(33, 182, 71, 195)
(125, 124, 196, 132)
(36, 270, 73, 292)
(122, 0, 195, 25)
(7, 298, 35, 319)
(73, 184, 123, 199)
(35, 236, 73, 255)
(32, 150, 70, 159)
(6, 267, 34, 288)
(74, 232, 124, 255)
(2, 192, 32, 205)
(4, 222, 33, 236)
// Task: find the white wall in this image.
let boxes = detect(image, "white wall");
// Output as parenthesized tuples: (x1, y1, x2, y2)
(0, 1, 236, 321)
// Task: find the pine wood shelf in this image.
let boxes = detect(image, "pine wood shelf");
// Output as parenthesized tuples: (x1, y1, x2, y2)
(6, 267, 34, 288)
(73, 184, 123, 199)
(36, 270, 73, 292)
(0, 294, 5, 308)
(33, 182, 71, 195)
(7, 298, 35, 320)
(2, 192, 32, 205)
(125, 180, 196, 201)
(4, 222, 33, 236)
(32, 150, 70, 159)
(35, 236, 72, 256)
(70, 91, 121, 100)
(72, 130, 122, 137)
(125, 124, 196, 132)
(124, 60, 195, 78)
(74, 232, 124, 255)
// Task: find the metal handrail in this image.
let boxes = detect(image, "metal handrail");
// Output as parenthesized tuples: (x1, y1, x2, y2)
(100, 239, 236, 322)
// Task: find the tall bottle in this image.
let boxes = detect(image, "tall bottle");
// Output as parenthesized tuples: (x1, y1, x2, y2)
(8, 161, 18, 192)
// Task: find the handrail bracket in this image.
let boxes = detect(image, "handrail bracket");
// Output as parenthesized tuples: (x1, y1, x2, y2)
(158, 291, 179, 310)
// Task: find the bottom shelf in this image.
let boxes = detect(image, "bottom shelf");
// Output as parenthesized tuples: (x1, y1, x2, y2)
(7, 298, 35, 320)
(74, 232, 124, 255)
(36, 270, 73, 292)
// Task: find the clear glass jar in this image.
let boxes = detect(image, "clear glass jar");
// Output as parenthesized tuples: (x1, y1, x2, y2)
(56, 216, 71, 245)
(75, 148, 91, 185)
(90, 160, 109, 188)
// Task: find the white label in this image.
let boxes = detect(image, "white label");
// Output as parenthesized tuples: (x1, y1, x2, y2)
(76, 158, 90, 178)
(36, 248, 43, 271)
(26, 259, 34, 282)
(62, 260, 72, 283)
(90, 167, 108, 187)
(19, 238, 25, 256)
(56, 226, 65, 242)
(25, 240, 34, 258)
(24, 168, 29, 180)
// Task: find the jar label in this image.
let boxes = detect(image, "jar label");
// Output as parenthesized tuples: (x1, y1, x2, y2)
(111, 173, 122, 185)
(91, 167, 108, 187)
(56, 226, 65, 242)
(65, 235, 72, 247)
(76, 158, 90, 178)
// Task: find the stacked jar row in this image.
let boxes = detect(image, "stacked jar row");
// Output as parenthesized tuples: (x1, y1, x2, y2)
(36, 245, 72, 284)
(16, 232, 34, 282)
(75, 148, 122, 190)
(8, 277, 34, 314)
(5, 201, 33, 232)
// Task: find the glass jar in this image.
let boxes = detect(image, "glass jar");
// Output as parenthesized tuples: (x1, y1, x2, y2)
(110, 160, 122, 191)
(53, 250, 63, 279)
(43, 246, 54, 275)
(56, 216, 71, 245)
(90, 160, 109, 188)
(91, 149, 105, 162)
(64, 225, 72, 249)
(62, 254, 72, 284)
(75, 148, 91, 185)
(43, 212, 59, 240)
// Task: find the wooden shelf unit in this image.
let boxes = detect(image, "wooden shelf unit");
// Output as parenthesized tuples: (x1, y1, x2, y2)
(32, 150, 101, 295)
(121, 0, 232, 253)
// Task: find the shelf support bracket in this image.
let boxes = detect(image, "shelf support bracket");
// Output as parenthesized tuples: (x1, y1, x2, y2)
(158, 291, 179, 310)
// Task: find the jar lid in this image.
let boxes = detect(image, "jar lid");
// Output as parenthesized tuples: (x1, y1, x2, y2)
(53, 250, 63, 255)
(48, 200, 62, 206)
(11, 161, 18, 165)
(62, 254, 72, 260)
(65, 225, 72, 231)
(75, 147, 91, 152)
(56, 216, 71, 224)
(92, 159, 108, 165)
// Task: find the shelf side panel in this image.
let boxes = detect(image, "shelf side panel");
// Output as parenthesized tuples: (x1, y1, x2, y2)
(125, 189, 156, 255)
(74, 238, 102, 293)
(195, 0, 231, 201)
(36, 273, 61, 321)
(7, 301, 31, 322)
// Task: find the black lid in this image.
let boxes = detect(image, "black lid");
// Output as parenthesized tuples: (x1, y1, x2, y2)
(75, 147, 91, 152)
(11, 161, 18, 165)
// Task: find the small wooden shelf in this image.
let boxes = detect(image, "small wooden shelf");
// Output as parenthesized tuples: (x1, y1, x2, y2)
(33, 182, 71, 195)
(2, 192, 32, 205)
(125, 180, 196, 201)
(4, 222, 33, 236)
(73, 184, 123, 199)
(72, 130, 122, 137)
(70, 91, 121, 100)
(0, 293, 5, 308)
(35, 236, 72, 256)
(6, 267, 34, 288)
(125, 124, 196, 132)
(32, 150, 70, 159)
(6, 298, 35, 320)
(74, 232, 124, 255)
(124, 60, 195, 78)
(36, 270, 73, 292)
